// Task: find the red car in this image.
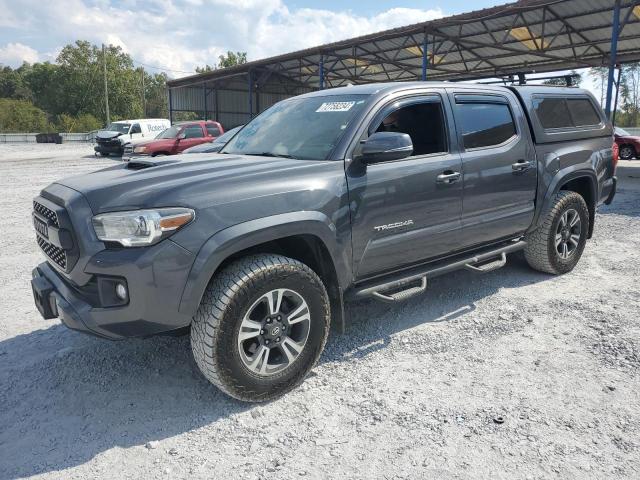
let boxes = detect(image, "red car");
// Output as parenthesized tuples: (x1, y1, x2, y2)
(129, 121, 224, 157)
(614, 127, 640, 160)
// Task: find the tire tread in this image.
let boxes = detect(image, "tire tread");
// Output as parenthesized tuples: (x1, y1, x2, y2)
(524, 191, 589, 275)
(190, 254, 330, 402)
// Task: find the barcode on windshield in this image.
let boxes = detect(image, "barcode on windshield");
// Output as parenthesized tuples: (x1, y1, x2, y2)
(316, 102, 355, 112)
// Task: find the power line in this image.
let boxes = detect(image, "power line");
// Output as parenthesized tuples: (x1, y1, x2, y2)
(130, 57, 196, 74)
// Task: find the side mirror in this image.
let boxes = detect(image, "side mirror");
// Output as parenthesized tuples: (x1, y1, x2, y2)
(177, 132, 186, 140)
(359, 132, 413, 164)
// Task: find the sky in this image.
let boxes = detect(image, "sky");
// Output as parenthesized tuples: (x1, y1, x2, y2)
(0, 0, 600, 97)
(0, 0, 502, 73)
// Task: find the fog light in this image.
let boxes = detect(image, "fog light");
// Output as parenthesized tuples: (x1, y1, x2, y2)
(115, 283, 128, 300)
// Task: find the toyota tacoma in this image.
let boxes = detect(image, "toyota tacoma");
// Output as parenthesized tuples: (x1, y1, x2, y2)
(31, 82, 617, 402)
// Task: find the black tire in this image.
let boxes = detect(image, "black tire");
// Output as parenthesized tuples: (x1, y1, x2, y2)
(524, 191, 589, 275)
(99, 152, 109, 157)
(619, 144, 636, 160)
(191, 254, 330, 402)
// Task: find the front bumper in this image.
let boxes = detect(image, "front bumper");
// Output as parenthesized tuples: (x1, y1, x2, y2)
(94, 143, 124, 155)
(31, 239, 196, 340)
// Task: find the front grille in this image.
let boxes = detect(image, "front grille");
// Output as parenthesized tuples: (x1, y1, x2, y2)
(37, 236, 67, 269)
(33, 201, 59, 227)
(97, 138, 120, 146)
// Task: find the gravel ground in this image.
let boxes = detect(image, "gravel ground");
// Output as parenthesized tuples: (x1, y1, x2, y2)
(0, 144, 639, 480)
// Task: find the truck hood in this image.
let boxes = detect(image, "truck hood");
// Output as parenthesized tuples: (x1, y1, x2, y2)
(134, 138, 177, 150)
(55, 154, 335, 214)
(96, 130, 124, 140)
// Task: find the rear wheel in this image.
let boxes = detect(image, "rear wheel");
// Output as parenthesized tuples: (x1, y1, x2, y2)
(99, 152, 109, 157)
(619, 144, 636, 160)
(191, 254, 330, 402)
(524, 191, 589, 275)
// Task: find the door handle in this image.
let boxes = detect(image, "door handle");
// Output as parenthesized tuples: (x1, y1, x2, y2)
(436, 171, 461, 184)
(512, 160, 532, 171)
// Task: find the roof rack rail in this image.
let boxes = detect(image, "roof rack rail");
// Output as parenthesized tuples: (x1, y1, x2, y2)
(480, 72, 580, 88)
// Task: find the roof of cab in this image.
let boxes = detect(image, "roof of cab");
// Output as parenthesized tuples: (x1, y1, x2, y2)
(295, 81, 592, 100)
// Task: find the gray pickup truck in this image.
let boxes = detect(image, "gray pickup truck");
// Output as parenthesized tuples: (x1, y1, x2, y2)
(31, 82, 617, 401)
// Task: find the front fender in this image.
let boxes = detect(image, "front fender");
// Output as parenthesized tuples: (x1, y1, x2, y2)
(178, 211, 349, 317)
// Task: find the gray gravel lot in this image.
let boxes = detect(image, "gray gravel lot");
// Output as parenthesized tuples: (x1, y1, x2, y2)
(0, 144, 639, 480)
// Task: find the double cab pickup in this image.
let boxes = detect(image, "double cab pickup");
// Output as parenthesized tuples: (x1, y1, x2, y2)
(31, 82, 617, 401)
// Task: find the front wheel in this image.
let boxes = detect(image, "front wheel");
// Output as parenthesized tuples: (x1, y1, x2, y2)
(191, 254, 330, 402)
(524, 191, 589, 275)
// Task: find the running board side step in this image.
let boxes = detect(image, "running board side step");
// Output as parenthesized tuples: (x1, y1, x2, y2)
(372, 277, 427, 303)
(464, 252, 507, 273)
(352, 240, 526, 303)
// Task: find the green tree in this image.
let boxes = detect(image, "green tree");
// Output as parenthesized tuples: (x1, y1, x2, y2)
(218, 51, 248, 68)
(144, 72, 169, 118)
(589, 66, 609, 106)
(0, 64, 33, 100)
(619, 63, 640, 127)
(53, 41, 143, 123)
(55, 113, 102, 132)
(0, 98, 51, 132)
(542, 70, 582, 87)
(195, 64, 216, 73)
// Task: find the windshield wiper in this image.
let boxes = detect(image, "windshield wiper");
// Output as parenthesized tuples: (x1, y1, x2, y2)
(244, 152, 299, 159)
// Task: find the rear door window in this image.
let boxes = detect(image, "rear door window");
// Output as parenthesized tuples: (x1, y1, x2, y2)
(456, 102, 517, 149)
(206, 125, 222, 136)
(183, 125, 205, 138)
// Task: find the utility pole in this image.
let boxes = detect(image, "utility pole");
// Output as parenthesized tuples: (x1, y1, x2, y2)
(102, 43, 110, 125)
(141, 68, 146, 117)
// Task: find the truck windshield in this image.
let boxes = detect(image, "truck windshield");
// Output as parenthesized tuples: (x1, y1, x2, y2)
(221, 94, 369, 160)
(106, 123, 131, 134)
(157, 126, 180, 139)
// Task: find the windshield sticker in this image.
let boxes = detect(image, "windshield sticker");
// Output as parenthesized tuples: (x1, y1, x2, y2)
(316, 101, 356, 112)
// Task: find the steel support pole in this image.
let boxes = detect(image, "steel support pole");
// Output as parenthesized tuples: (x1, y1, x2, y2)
(422, 33, 428, 81)
(202, 84, 207, 120)
(168, 88, 173, 124)
(214, 85, 219, 121)
(319, 55, 324, 90)
(613, 65, 622, 126)
(248, 70, 253, 120)
(605, 0, 621, 118)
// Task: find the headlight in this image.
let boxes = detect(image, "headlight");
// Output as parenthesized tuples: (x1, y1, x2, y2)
(92, 208, 195, 247)
(134, 146, 147, 153)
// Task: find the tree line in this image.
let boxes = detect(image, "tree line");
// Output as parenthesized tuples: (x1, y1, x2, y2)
(0, 40, 247, 133)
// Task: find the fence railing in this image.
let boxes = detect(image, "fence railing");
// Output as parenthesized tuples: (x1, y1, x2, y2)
(0, 131, 97, 143)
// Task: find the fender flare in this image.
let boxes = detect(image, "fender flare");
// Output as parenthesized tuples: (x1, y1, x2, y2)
(178, 211, 349, 320)
(532, 167, 597, 237)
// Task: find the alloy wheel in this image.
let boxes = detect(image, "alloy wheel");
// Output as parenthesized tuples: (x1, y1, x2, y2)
(237, 288, 311, 376)
(555, 208, 582, 260)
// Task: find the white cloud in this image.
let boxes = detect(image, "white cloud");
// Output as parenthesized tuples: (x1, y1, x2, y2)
(0, 0, 443, 75)
(0, 42, 40, 66)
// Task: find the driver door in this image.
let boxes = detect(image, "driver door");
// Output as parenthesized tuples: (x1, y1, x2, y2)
(347, 92, 464, 279)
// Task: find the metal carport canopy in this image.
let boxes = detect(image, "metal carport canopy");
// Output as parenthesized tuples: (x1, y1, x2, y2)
(167, 0, 640, 90)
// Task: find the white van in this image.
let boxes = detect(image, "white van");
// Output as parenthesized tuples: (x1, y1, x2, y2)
(94, 118, 170, 156)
